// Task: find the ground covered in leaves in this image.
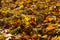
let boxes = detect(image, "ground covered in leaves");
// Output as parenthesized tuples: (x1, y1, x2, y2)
(0, 0, 60, 40)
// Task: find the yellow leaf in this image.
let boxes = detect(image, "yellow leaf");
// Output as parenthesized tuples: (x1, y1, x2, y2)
(49, 6, 53, 10)
(5, 10, 9, 13)
(9, 20, 14, 24)
(19, 10, 24, 13)
(26, 22, 30, 26)
(56, 36, 60, 40)
(20, 5, 24, 9)
(2, 11, 5, 13)
(56, 3, 60, 6)
(19, 2, 24, 5)
(53, 36, 60, 40)
(32, 34, 37, 38)
(46, 26, 55, 31)
(48, 17, 54, 21)
(42, 35, 48, 38)
(46, 24, 57, 31)
(46, 0, 50, 2)
(38, 34, 41, 37)
(0, 34, 5, 40)
(25, 15, 30, 21)
(44, 20, 48, 22)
